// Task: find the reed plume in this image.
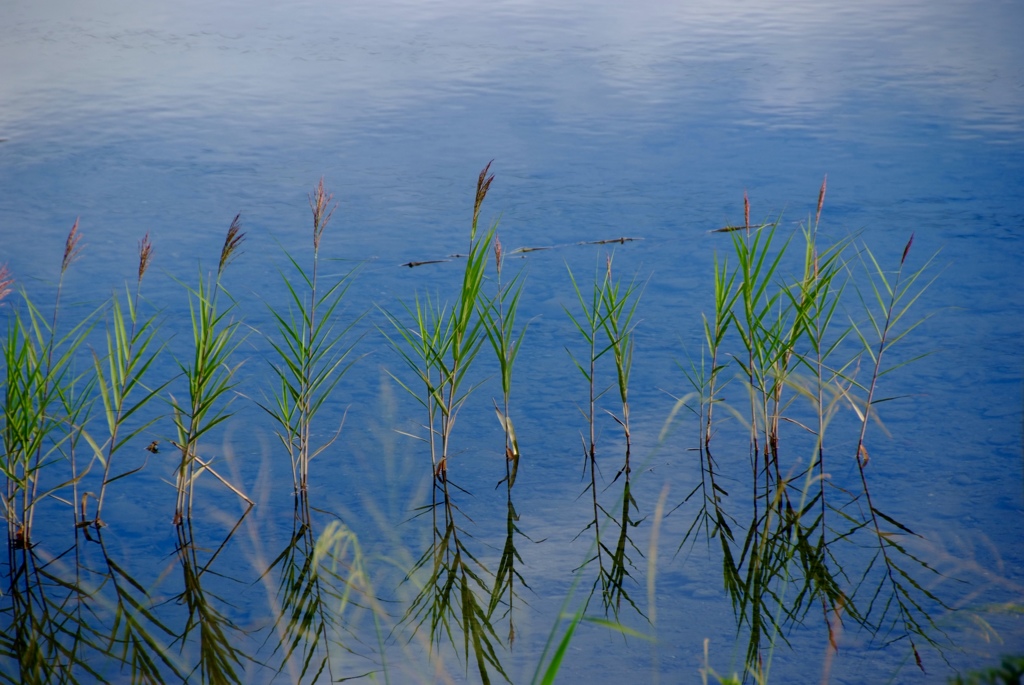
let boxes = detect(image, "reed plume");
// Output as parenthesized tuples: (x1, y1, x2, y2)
(0, 264, 13, 304)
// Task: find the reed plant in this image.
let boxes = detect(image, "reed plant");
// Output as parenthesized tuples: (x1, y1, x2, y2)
(2, 220, 96, 547)
(484, 233, 526, 490)
(90, 234, 166, 527)
(844, 232, 946, 669)
(482, 232, 529, 644)
(170, 216, 253, 523)
(564, 258, 614, 602)
(564, 253, 645, 617)
(597, 255, 645, 618)
(382, 163, 507, 684)
(258, 178, 361, 494)
(251, 178, 364, 681)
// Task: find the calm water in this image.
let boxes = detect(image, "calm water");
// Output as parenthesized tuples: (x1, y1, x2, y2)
(2, 0, 1022, 682)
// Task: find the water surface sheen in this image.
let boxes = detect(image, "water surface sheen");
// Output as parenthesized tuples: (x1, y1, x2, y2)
(1, 0, 1022, 683)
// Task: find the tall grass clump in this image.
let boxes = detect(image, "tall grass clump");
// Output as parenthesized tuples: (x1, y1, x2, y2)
(382, 162, 508, 684)
(677, 181, 945, 679)
(170, 215, 253, 523)
(2, 220, 96, 547)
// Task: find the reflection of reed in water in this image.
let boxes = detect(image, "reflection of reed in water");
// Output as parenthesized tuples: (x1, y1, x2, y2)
(261, 492, 378, 683)
(1, 526, 190, 683)
(172, 509, 252, 684)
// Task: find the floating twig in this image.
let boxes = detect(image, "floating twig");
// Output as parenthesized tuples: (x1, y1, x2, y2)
(580, 236, 642, 246)
(510, 245, 555, 254)
(400, 259, 450, 268)
(710, 223, 769, 234)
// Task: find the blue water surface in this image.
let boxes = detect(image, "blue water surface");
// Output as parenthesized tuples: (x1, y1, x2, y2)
(1, 0, 1022, 682)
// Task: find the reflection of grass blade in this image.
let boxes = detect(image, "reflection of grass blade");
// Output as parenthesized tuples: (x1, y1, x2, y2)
(101, 537, 188, 684)
(563, 259, 615, 605)
(599, 478, 645, 619)
(565, 254, 646, 619)
(483, 231, 529, 643)
(173, 521, 250, 685)
(260, 494, 383, 683)
(487, 498, 529, 624)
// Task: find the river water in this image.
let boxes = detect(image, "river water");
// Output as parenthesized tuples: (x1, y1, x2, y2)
(1, 0, 1022, 683)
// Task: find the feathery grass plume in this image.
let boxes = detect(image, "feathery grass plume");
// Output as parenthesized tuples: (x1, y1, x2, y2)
(258, 178, 361, 494)
(474, 161, 495, 230)
(92, 233, 167, 526)
(138, 232, 153, 281)
(62, 217, 84, 273)
(310, 177, 335, 252)
(218, 214, 245, 277)
(0, 264, 13, 304)
(814, 175, 827, 229)
(172, 216, 252, 523)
